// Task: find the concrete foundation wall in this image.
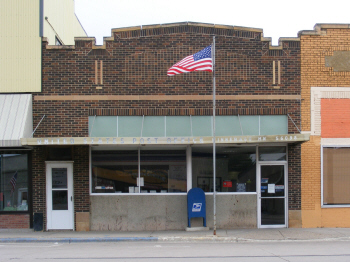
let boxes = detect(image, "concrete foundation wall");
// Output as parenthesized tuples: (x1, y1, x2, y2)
(90, 194, 257, 231)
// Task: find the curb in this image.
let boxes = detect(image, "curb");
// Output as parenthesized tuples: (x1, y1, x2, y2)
(1, 236, 350, 243)
(0, 237, 158, 243)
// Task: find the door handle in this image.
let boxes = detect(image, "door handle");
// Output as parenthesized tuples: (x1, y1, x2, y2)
(71, 196, 73, 201)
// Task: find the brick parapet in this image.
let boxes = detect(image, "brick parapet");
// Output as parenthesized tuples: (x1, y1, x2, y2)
(41, 36, 300, 97)
(44, 22, 298, 52)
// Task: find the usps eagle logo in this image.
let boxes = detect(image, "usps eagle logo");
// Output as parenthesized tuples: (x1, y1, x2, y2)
(192, 203, 202, 212)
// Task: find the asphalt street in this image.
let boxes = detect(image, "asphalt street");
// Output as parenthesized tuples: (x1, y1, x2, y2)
(1, 240, 350, 262)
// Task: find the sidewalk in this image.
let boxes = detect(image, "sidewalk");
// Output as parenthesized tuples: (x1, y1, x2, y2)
(1, 228, 350, 243)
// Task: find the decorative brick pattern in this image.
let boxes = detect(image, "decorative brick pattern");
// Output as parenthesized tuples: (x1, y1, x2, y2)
(88, 107, 290, 117)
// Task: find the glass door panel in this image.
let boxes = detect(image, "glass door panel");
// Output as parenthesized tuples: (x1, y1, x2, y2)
(261, 198, 285, 225)
(52, 168, 68, 210)
(52, 191, 68, 210)
(260, 165, 286, 227)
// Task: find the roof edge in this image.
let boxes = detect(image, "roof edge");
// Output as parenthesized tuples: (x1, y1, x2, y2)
(42, 22, 300, 50)
(298, 23, 350, 37)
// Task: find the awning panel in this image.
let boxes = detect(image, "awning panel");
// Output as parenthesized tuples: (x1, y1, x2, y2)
(88, 115, 289, 138)
(0, 94, 32, 147)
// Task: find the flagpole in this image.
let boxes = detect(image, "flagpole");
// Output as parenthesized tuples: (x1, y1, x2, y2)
(212, 36, 217, 236)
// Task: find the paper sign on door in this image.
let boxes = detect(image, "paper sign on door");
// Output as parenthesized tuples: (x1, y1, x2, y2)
(268, 184, 275, 193)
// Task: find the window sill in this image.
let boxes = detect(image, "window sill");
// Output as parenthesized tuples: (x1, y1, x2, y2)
(90, 192, 257, 196)
(0, 211, 30, 214)
(321, 204, 350, 208)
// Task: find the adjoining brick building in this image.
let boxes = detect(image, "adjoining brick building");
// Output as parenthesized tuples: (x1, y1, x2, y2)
(22, 22, 308, 231)
(299, 24, 350, 227)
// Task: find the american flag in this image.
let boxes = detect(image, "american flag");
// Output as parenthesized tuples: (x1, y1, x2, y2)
(10, 171, 17, 195)
(167, 45, 213, 76)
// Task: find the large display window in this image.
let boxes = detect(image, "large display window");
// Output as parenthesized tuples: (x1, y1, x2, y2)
(0, 153, 29, 212)
(91, 149, 187, 193)
(91, 146, 289, 194)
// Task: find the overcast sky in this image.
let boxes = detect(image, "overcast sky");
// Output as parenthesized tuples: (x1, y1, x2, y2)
(75, 0, 349, 46)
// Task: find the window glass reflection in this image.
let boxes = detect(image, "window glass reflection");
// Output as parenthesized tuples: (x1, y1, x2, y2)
(52, 190, 68, 210)
(192, 147, 256, 192)
(52, 168, 67, 189)
(140, 151, 186, 193)
(92, 151, 138, 193)
(91, 150, 187, 193)
(0, 153, 29, 212)
(259, 147, 286, 161)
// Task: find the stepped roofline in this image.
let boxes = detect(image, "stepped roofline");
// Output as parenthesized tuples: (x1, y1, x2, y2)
(43, 21, 300, 50)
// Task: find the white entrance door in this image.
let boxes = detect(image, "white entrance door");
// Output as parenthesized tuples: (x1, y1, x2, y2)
(258, 163, 288, 228)
(46, 162, 74, 230)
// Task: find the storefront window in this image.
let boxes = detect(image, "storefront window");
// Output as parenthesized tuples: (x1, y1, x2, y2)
(91, 150, 138, 193)
(323, 147, 350, 205)
(259, 147, 286, 161)
(140, 150, 186, 193)
(192, 147, 256, 193)
(0, 153, 29, 212)
(91, 150, 187, 193)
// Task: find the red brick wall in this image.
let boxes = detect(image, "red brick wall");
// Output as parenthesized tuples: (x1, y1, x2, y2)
(288, 144, 301, 210)
(32, 147, 45, 217)
(321, 99, 350, 138)
(73, 146, 90, 213)
(0, 214, 30, 229)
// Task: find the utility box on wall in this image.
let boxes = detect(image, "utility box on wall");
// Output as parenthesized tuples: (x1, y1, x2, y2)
(33, 213, 43, 231)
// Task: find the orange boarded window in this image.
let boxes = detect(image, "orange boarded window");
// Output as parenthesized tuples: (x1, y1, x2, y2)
(321, 99, 350, 138)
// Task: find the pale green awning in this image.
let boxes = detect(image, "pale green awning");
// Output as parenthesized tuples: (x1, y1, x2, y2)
(88, 115, 288, 138)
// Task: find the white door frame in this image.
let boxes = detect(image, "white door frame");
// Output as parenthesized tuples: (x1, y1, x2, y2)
(46, 161, 74, 230)
(257, 162, 288, 228)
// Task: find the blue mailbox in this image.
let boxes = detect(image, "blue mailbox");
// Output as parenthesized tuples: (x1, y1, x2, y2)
(187, 187, 206, 227)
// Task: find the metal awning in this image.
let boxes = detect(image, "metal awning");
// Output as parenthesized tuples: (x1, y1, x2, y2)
(0, 94, 33, 147)
(21, 133, 310, 146)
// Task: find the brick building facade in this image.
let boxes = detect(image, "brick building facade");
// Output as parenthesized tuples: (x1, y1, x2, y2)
(300, 24, 350, 227)
(24, 22, 307, 231)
